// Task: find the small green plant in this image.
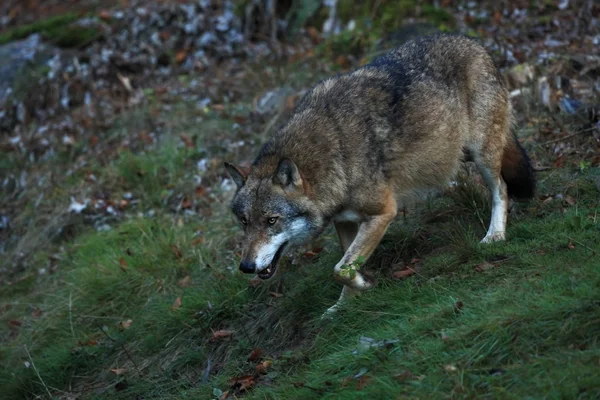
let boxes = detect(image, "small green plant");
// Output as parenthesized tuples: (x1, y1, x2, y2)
(339, 255, 366, 280)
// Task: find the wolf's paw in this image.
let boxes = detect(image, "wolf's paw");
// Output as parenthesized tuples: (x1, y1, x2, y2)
(321, 304, 340, 320)
(480, 232, 505, 243)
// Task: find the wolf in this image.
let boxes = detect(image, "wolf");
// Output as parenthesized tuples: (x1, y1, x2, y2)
(225, 34, 535, 315)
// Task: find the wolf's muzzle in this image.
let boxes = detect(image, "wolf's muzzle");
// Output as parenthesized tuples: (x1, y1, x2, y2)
(239, 260, 256, 274)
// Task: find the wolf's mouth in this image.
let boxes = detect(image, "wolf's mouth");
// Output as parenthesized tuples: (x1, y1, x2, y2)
(257, 242, 288, 280)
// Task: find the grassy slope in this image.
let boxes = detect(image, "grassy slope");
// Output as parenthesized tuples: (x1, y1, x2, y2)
(2, 156, 599, 399)
(1, 44, 600, 400)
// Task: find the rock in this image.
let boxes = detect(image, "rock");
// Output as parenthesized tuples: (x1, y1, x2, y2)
(256, 88, 294, 115)
(505, 63, 535, 90)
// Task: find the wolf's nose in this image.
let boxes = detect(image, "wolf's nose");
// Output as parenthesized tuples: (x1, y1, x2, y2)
(239, 260, 256, 274)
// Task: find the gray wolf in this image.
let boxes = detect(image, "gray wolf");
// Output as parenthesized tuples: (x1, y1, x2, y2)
(225, 34, 535, 315)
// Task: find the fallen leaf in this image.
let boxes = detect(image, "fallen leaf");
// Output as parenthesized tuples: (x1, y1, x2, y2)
(564, 195, 576, 206)
(306, 26, 321, 44)
(177, 275, 191, 288)
(191, 237, 205, 246)
(171, 245, 183, 259)
(218, 391, 230, 400)
(228, 375, 255, 392)
(180, 135, 194, 149)
(394, 370, 424, 382)
(171, 296, 182, 311)
(269, 292, 284, 298)
(356, 375, 372, 390)
(454, 301, 464, 313)
(474, 262, 494, 272)
(211, 330, 234, 340)
(110, 368, 127, 375)
(89, 135, 99, 147)
(393, 268, 415, 279)
(255, 359, 272, 374)
(195, 185, 207, 196)
(119, 319, 133, 330)
(249, 276, 262, 288)
(99, 10, 111, 21)
(8, 320, 23, 328)
(248, 348, 263, 361)
(444, 364, 458, 373)
(31, 307, 43, 318)
(175, 50, 187, 64)
(119, 257, 128, 270)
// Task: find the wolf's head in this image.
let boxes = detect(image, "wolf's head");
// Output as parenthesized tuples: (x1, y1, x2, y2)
(225, 159, 324, 280)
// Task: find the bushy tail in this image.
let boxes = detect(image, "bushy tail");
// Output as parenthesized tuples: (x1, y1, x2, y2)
(501, 132, 535, 200)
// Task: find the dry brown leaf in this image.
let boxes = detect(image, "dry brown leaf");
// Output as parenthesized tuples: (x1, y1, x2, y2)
(175, 50, 187, 64)
(31, 307, 43, 318)
(394, 370, 424, 382)
(228, 375, 255, 392)
(177, 275, 191, 288)
(171, 245, 183, 259)
(248, 348, 263, 362)
(8, 320, 22, 328)
(99, 10, 111, 21)
(180, 135, 194, 149)
(454, 301, 464, 313)
(119, 257, 128, 270)
(255, 360, 272, 374)
(474, 262, 494, 272)
(110, 368, 127, 375)
(218, 391, 230, 400)
(211, 330, 234, 340)
(306, 26, 321, 44)
(393, 268, 416, 279)
(565, 195, 577, 206)
(249, 276, 262, 288)
(191, 236, 205, 246)
(171, 296, 182, 311)
(356, 375, 372, 390)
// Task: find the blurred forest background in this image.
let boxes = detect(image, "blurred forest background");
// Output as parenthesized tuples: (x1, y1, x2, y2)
(0, 1, 599, 399)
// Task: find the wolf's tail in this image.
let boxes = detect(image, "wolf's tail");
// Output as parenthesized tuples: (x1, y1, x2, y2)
(501, 131, 535, 200)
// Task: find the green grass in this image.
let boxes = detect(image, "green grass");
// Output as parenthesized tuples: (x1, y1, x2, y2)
(0, 13, 101, 48)
(1, 165, 599, 399)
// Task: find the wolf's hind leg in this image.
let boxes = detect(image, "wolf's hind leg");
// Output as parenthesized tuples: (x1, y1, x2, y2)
(473, 155, 508, 243)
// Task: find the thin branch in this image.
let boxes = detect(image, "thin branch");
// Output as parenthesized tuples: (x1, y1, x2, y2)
(69, 292, 75, 339)
(24, 345, 53, 399)
(98, 326, 140, 373)
(540, 127, 595, 146)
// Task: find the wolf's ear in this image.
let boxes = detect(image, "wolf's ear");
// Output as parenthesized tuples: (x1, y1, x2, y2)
(274, 158, 303, 191)
(224, 162, 248, 189)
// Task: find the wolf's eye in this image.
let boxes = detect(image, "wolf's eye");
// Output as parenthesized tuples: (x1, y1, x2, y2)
(240, 217, 248, 226)
(267, 217, 278, 225)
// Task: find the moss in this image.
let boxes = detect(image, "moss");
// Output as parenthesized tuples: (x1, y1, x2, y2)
(45, 24, 102, 48)
(0, 13, 79, 45)
(422, 4, 456, 29)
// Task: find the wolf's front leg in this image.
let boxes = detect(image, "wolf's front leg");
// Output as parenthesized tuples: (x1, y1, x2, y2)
(324, 203, 397, 317)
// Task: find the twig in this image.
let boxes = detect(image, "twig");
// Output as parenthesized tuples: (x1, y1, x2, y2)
(98, 326, 140, 373)
(24, 345, 53, 399)
(540, 127, 595, 146)
(69, 292, 74, 339)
